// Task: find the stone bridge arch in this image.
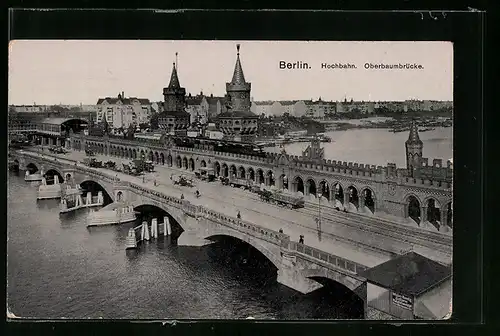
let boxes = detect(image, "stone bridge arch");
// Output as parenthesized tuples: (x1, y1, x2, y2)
(130, 201, 187, 230)
(44, 168, 64, 182)
(204, 229, 282, 269)
(79, 179, 115, 202)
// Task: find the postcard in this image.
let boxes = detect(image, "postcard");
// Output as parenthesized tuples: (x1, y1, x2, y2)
(8, 40, 453, 320)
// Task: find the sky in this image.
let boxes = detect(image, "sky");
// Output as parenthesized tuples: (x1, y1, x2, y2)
(8, 40, 453, 105)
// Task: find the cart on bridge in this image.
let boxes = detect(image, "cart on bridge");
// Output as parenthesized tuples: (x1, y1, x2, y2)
(83, 157, 103, 168)
(195, 167, 216, 182)
(173, 175, 195, 187)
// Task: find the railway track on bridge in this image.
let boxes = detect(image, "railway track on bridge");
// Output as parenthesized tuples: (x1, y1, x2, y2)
(300, 203, 452, 256)
(226, 187, 451, 258)
(20, 149, 451, 263)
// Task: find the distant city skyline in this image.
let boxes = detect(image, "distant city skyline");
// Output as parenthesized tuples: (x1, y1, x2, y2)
(9, 40, 453, 105)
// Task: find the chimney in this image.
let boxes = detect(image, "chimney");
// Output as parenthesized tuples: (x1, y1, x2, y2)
(122, 91, 124, 98)
(210, 93, 213, 98)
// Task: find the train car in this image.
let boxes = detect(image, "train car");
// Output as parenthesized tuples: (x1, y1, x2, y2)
(271, 191, 305, 209)
(228, 177, 253, 190)
(258, 189, 305, 209)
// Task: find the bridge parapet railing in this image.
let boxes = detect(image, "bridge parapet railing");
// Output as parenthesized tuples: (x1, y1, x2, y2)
(289, 241, 368, 275)
(196, 206, 289, 245)
(124, 180, 288, 246)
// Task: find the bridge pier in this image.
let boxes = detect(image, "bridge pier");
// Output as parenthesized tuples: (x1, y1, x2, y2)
(175, 216, 214, 247)
(276, 253, 323, 294)
(176, 228, 214, 247)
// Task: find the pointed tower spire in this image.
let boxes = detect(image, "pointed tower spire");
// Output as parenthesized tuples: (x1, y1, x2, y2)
(405, 119, 423, 175)
(407, 119, 422, 144)
(231, 44, 246, 84)
(168, 61, 181, 89)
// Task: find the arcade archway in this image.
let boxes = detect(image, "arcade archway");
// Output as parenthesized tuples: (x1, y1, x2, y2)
(425, 198, 441, 229)
(256, 169, 264, 185)
(293, 176, 305, 194)
(306, 179, 317, 196)
(266, 171, 275, 186)
(238, 166, 246, 179)
(222, 164, 229, 178)
(407, 195, 421, 225)
(215, 162, 221, 177)
(361, 188, 376, 214)
(230, 165, 237, 178)
(248, 168, 255, 181)
(332, 183, 344, 209)
(347, 186, 359, 210)
(279, 174, 288, 190)
(446, 202, 453, 228)
(188, 158, 195, 171)
(318, 180, 330, 200)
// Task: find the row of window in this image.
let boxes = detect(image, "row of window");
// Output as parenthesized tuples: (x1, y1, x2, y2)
(220, 119, 257, 125)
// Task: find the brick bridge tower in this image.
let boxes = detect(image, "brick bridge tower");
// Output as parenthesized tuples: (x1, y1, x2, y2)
(218, 44, 258, 142)
(405, 119, 423, 177)
(160, 55, 190, 136)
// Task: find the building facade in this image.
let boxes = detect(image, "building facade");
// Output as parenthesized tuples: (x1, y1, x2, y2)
(158, 62, 190, 135)
(186, 93, 210, 125)
(96, 92, 151, 129)
(206, 95, 227, 121)
(217, 44, 259, 142)
(306, 98, 336, 119)
(252, 101, 274, 117)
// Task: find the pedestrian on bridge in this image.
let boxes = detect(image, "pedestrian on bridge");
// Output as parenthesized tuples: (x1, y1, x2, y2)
(237, 210, 241, 219)
(181, 194, 185, 200)
(299, 235, 304, 244)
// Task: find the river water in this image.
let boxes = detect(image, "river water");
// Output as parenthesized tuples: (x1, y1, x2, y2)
(272, 127, 453, 167)
(7, 127, 453, 320)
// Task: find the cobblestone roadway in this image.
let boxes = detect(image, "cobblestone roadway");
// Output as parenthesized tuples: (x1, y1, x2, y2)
(31, 146, 449, 266)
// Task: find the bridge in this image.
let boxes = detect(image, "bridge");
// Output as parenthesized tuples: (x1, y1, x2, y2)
(10, 140, 453, 318)
(69, 132, 453, 233)
(12, 149, 371, 297)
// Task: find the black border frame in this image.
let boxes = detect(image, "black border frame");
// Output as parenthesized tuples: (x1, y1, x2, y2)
(5, 8, 485, 335)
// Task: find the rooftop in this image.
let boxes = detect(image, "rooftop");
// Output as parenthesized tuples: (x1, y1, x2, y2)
(359, 252, 451, 297)
(218, 111, 258, 118)
(97, 97, 150, 105)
